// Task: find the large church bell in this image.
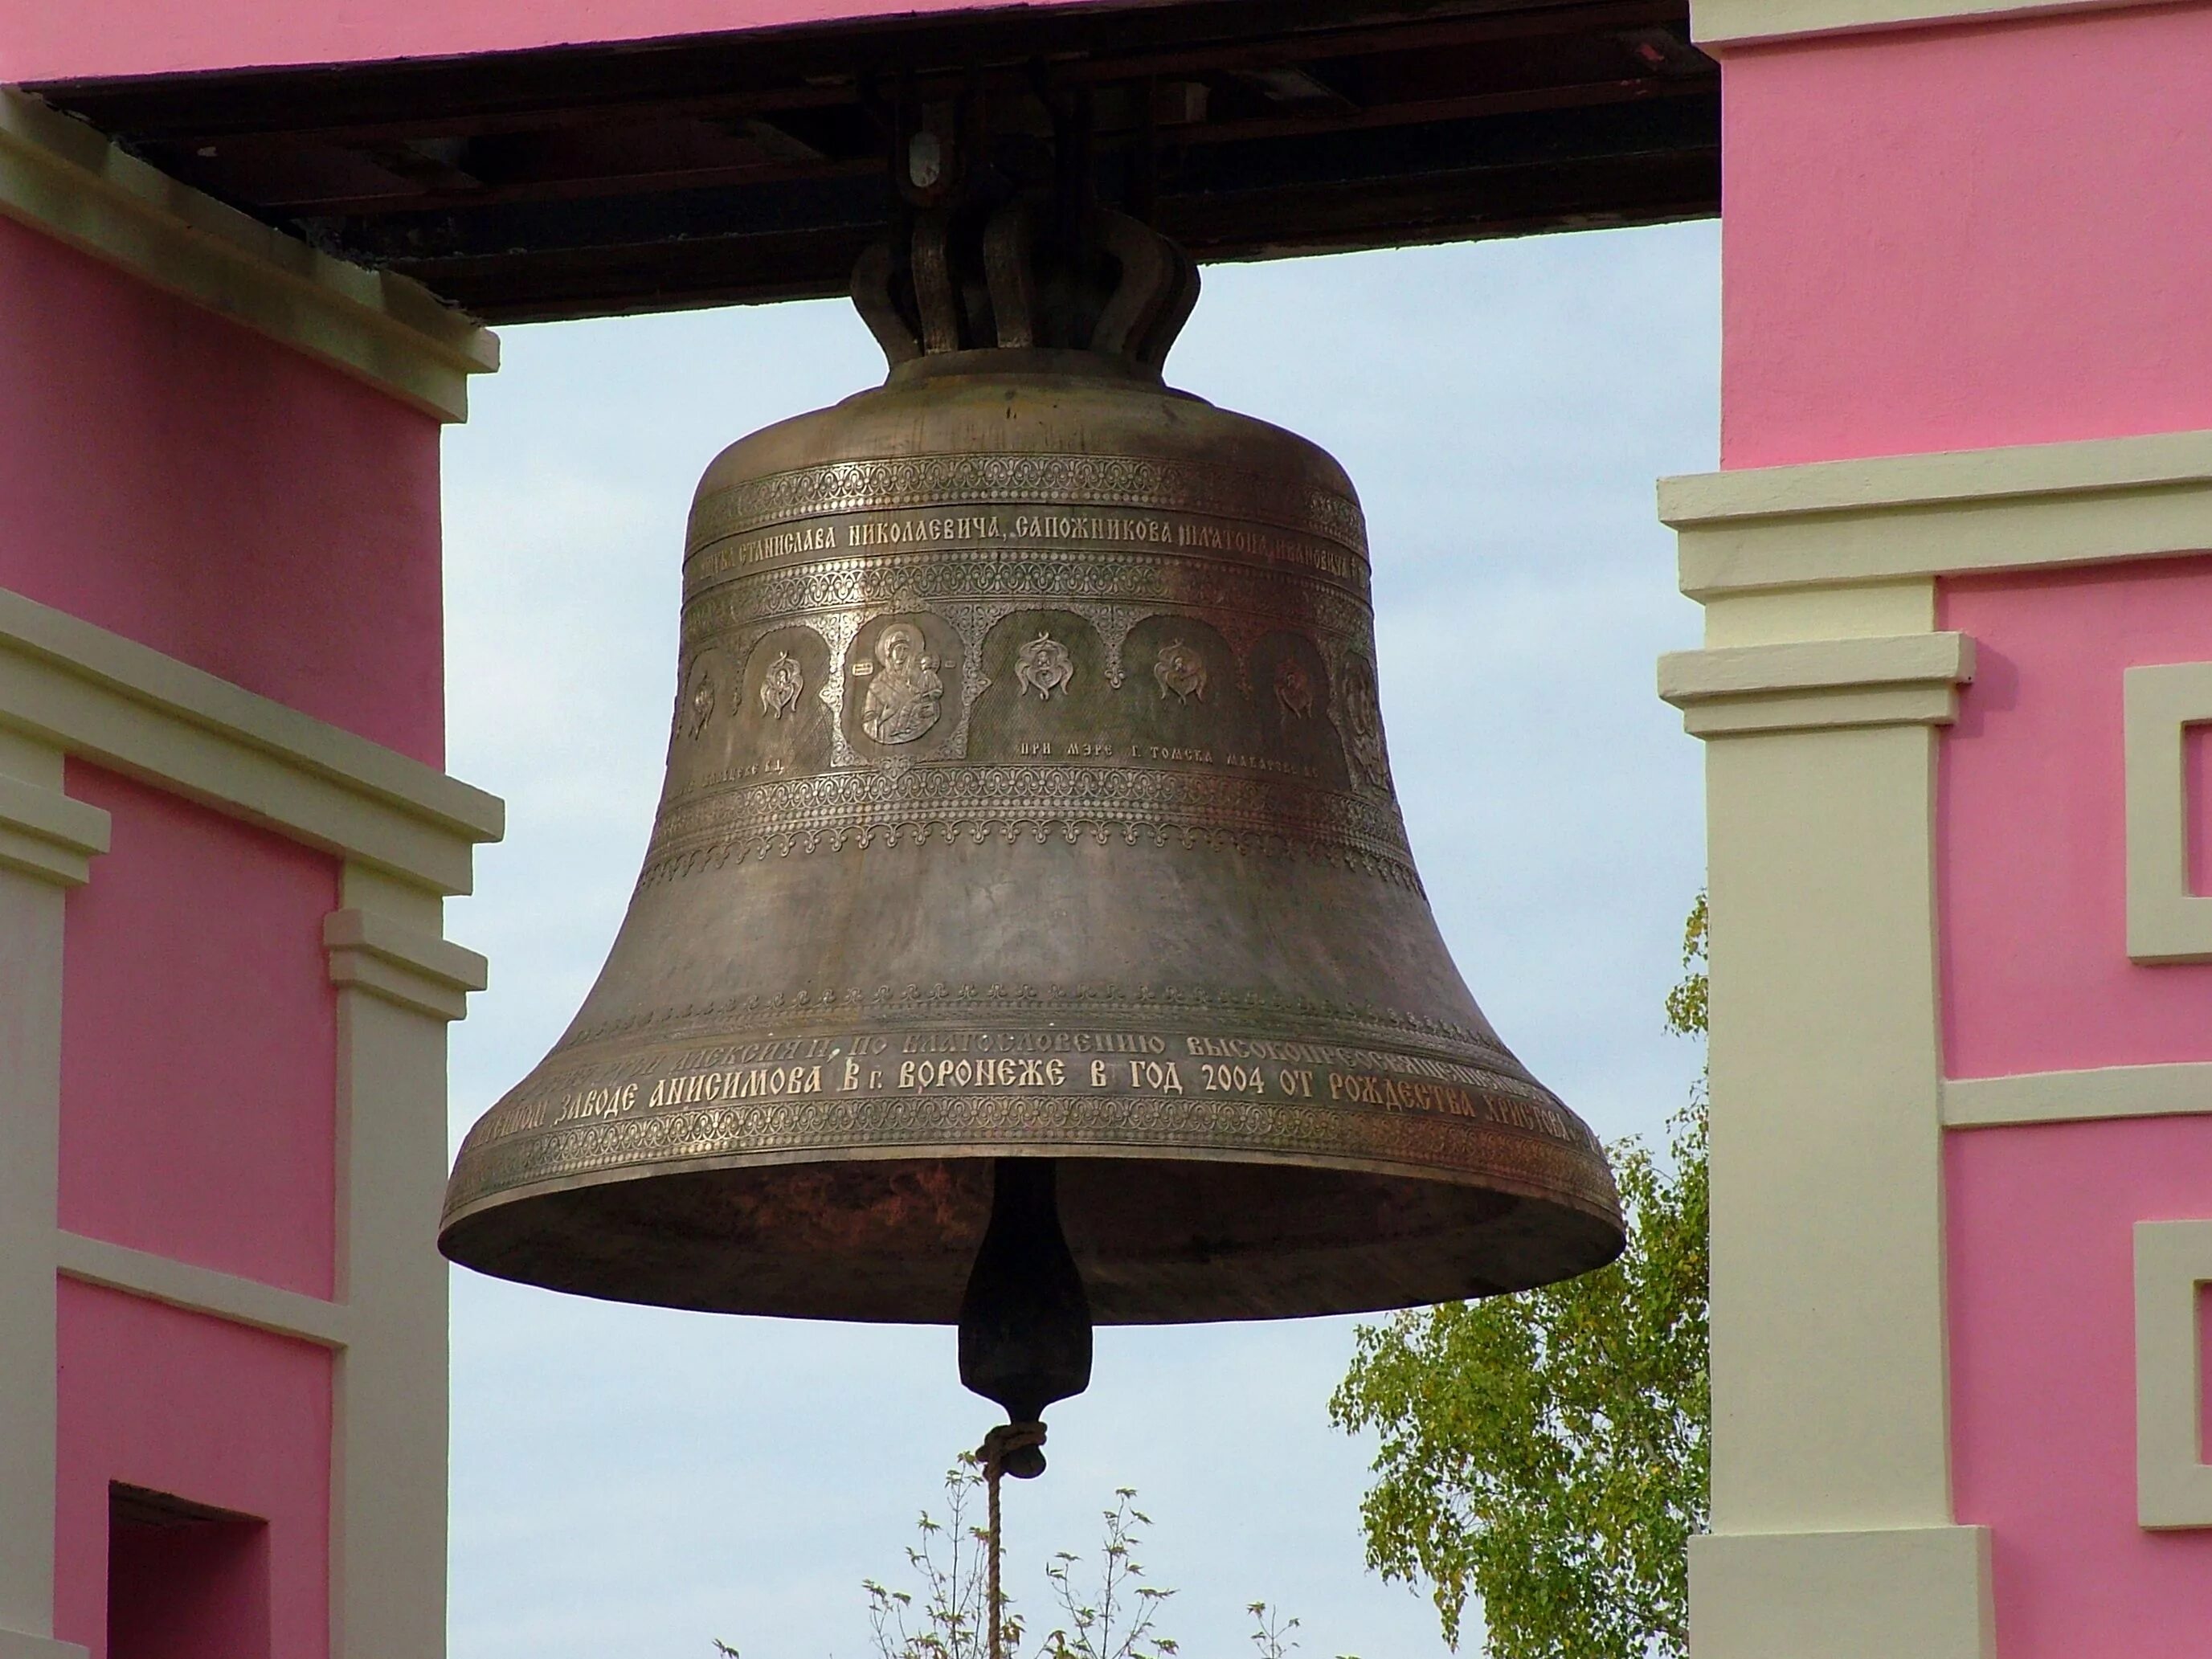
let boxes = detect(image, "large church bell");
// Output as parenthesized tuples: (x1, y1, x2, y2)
(442, 88, 1624, 1469)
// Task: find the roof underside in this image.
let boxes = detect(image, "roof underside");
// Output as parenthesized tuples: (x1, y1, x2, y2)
(28, 0, 1718, 325)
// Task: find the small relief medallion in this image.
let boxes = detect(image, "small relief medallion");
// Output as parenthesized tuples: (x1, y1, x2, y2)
(1274, 657, 1315, 721)
(758, 651, 804, 719)
(1015, 632, 1077, 701)
(856, 622, 944, 745)
(1153, 640, 1208, 703)
(685, 677, 716, 739)
(1344, 669, 1391, 788)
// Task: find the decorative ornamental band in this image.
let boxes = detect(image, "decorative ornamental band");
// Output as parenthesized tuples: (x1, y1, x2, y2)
(688, 452, 1369, 561)
(640, 761, 1421, 889)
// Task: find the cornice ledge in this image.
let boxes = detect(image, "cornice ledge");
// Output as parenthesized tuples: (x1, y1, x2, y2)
(1662, 430, 2212, 599)
(324, 907, 489, 1022)
(1659, 631, 1974, 735)
(1944, 1062, 2212, 1127)
(0, 1630, 91, 1659)
(0, 770, 108, 886)
(0, 91, 497, 423)
(55, 1229, 350, 1348)
(1691, 0, 2187, 47)
(0, 582, 504, 894)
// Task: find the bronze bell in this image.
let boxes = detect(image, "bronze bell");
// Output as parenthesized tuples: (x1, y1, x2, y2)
(441, 163, 1623, 1453)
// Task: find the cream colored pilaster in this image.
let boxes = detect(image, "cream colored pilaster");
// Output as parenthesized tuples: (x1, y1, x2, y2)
(1661, 582, 1992, 1659)
(326, 864, 485, 1659)
(1657, 431, 2212, 1654)
(0, 731, 101, 1659)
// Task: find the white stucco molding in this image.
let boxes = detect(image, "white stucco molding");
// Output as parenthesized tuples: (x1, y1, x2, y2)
(1692, 0, 2188, 47)
(324, 908, 489, 1022)
(1667, 585, 1976, 1641)
(1945, 1062, 2212, 1126)
(2134, 1220, 2212, 1528)
(0, 783, 70, 1649)
(328, 864, 457, 1659)
(1658, 632, 1975, 735)
(0, 584, 503, 895)
(0, 91, 496, 423)
(2124, 662, 2212, 963)
(1662, 431, 2212, 600)
(0, 770, 108, 887)
(53, 1231, 350, 1350)
(1691, 1526, 1993, 1657)
(0, 1633, 88, 1659)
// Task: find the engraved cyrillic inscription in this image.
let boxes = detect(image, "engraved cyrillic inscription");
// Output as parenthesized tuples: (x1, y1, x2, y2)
(488, 1024, 1572, 1133)
(683, 452, 1370, 567)
(443, 1005, 1617, 1227)
(447, 1092, 1618, 1228)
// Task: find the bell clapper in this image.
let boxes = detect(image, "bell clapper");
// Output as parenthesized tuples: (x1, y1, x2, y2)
(959, 1157, 1094, 1473)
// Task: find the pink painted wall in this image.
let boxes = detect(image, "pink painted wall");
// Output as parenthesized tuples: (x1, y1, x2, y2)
(1719, 6, 2212, 468)
(59, 764, 340, 1299)
(1940, 558, 2212, 1078)
(55, 1281, 330, 1659)
(0, 0, 1102, 85)
(1948, 1117, 2212, 1658)
(1716, 10, 2212, 1655)
(0, 219, 445, 766)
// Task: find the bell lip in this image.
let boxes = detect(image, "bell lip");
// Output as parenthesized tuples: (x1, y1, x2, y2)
(438, 1137, 1625, 1252)
(436, 1140, 1627, 1326)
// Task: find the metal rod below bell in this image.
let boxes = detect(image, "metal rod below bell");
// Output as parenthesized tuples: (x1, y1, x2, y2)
(959, 1158, 1092, 1477)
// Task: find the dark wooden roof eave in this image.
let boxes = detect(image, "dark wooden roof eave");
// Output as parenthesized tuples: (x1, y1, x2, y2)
(27, 0, 1719, 323)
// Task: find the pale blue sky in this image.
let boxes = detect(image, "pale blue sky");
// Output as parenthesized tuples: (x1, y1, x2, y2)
(439, 219, 1719, 1659)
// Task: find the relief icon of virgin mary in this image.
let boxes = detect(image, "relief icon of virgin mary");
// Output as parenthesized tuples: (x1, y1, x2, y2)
(859, 621, 944, 745)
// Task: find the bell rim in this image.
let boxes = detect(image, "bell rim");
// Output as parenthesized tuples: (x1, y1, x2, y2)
(438, 1140, 1625, 1325)
(440, 1134, 1623, 1248)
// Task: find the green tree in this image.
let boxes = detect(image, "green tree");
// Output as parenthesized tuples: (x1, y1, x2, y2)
(1328, 897, 1709, 1657)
